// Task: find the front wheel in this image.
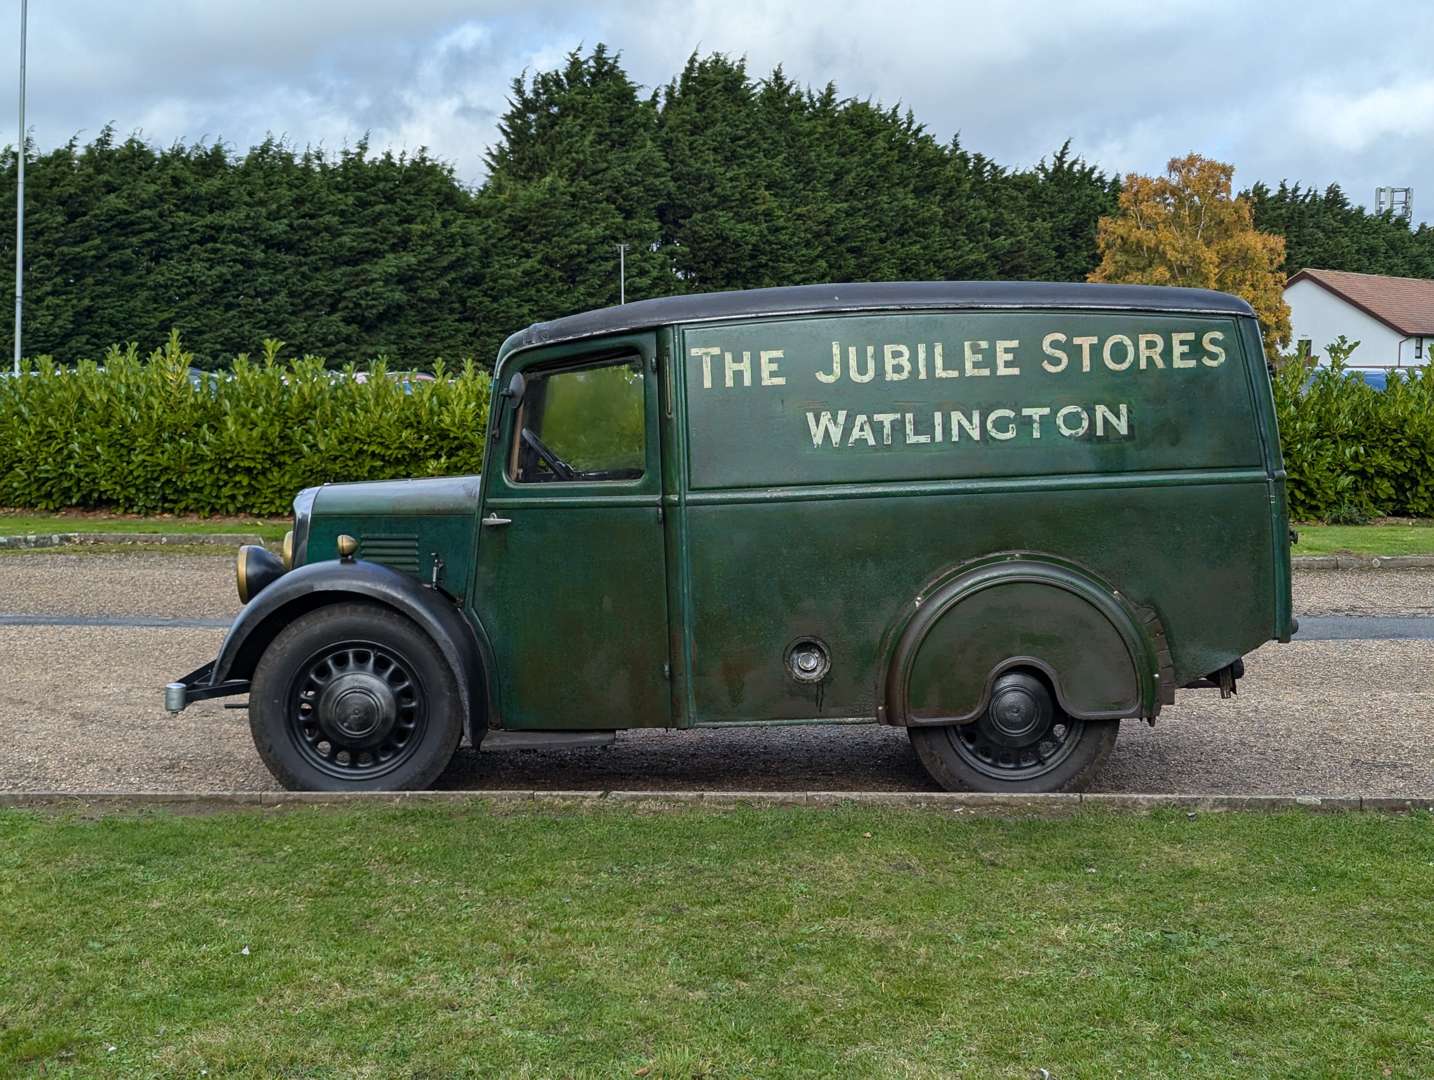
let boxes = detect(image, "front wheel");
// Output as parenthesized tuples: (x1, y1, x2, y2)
(249, 602, 463, 791)
(908, 670, 1118, 793)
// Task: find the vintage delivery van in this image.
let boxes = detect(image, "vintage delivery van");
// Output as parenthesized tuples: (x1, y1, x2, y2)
(167, 282, 1295, 793)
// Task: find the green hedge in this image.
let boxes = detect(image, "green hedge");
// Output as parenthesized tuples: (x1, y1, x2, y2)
(3, 333, 1432, 523)
(1273, 352, 1434, 522)
(0, 334, 491, 515)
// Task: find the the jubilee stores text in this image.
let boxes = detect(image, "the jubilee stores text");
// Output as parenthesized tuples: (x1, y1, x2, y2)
(688, 327, 1229, 448)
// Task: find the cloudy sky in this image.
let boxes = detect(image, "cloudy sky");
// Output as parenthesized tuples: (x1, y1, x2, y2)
(5, 0, 1432, 221)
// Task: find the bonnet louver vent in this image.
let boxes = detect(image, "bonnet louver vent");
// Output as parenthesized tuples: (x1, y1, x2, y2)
(358, 534, 421, 575)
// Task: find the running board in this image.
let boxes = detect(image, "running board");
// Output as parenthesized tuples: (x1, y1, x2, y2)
(480, 730, 616, 752)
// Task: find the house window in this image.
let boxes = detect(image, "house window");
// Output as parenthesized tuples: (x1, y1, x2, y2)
(1418, 338, 1425, 360)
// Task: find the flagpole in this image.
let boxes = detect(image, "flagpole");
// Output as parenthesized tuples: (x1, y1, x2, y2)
(13, 0, 27, 374)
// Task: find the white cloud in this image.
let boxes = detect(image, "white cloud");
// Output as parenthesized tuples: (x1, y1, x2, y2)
(382, 22, 575, 179)
(5, 0, 1434, 220)
(1297, 78, 1434, 152)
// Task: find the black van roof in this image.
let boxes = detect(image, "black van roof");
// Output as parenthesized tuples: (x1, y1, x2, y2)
(497, 280, 1256, 360)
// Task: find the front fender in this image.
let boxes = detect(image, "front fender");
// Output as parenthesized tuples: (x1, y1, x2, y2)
(208, 559, 495, 740)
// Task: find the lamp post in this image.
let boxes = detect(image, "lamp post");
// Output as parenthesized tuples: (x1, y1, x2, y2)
(13, 0, 26, 375)
(616, 242, 626, 305)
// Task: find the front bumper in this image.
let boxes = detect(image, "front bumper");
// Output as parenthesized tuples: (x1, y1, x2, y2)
(164, 660, 251, 714)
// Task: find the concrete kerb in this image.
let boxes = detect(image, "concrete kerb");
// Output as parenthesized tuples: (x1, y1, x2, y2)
(0, 790, 1427, 816)
(1293, 554, 1434, 570)
(0, 531, 267, 550)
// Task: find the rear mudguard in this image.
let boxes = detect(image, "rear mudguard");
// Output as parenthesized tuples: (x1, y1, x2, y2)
(203, 559, 495, 742)
(879, 553, 1174, 727)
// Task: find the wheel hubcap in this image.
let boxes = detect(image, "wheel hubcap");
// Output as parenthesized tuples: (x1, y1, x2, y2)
(984, 678, 1051, 746)
(951, 670, 1084, 780)
(318, 671, 397, 746)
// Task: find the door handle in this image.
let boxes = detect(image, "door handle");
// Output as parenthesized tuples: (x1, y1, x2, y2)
(482, 513, 512, 528)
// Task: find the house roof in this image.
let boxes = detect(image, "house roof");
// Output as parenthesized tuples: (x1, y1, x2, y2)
(497, 281, 1255, 363)
(1286, 268, 1434, 337)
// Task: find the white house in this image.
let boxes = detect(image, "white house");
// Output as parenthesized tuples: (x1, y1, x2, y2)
(1284, 268, 1434, 368)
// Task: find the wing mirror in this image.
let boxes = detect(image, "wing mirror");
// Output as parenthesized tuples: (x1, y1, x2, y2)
(502, 371, 526, 403)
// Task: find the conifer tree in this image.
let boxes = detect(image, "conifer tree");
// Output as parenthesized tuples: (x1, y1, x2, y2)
(657, 53, 791, 291)
(10, 45, 1433, 368)
(1247, 180, 1434, 280)
(483, 44, 669, 329)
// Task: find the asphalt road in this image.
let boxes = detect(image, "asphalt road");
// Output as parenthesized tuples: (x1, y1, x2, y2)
(1, 552, 1432, 796)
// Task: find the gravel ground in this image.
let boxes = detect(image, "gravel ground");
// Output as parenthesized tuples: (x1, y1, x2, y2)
(0, 551, 238, 619)
(1, 553, 1432, 795)
(1294, 567, 1434, 616)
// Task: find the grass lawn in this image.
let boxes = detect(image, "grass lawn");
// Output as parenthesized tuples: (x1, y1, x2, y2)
(1, 804, 1431, 1078)
(0, 511, 286, 542)
(1294, 521, 1434, 557)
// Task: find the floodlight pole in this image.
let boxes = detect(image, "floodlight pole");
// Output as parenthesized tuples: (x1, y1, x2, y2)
(13, 0, 26, 375)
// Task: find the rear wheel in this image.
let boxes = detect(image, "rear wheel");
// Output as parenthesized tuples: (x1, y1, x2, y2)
(908, 669, 1117, 793)
(249, 602, 463, 791)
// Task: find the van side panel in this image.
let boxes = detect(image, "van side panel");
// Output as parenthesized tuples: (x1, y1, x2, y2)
(681, 482, 1273, 721)
(683, 312, 1262, 490)
(676, 310, 1277, 724)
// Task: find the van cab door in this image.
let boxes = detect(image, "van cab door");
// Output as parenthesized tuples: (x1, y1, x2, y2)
(471, 334, 671, 731)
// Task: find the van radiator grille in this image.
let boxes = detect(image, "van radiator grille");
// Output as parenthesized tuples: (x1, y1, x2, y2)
(358, 534, 420, 575)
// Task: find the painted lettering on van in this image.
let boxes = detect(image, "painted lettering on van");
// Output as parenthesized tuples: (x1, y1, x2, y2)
(1038, 330, 1226, 375)
(691, 326, 1220, 453)
(805, 404, 1131, 448)
(691, 345, 788, 389)
(696, 329, 1225, 388)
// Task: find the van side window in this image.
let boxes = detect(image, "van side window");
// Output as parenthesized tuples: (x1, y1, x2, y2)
(509, 355, 646, 484)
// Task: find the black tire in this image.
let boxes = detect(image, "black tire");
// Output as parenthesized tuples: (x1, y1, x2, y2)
(908, 669, 1118, 793)
(249, 601, 463, 791)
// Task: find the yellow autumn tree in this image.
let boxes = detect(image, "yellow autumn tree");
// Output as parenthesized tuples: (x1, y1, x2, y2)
(1089, 154, 1291, 348)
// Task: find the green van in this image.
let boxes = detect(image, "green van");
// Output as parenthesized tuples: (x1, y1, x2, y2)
(166, 282, 1295, 793)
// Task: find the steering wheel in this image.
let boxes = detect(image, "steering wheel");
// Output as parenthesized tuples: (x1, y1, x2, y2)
(521, 428, 577, 480)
